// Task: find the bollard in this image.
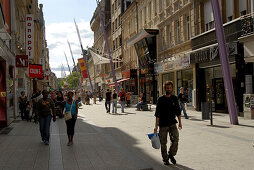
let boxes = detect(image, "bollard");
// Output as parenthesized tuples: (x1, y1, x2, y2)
(209, 102, 213, 126)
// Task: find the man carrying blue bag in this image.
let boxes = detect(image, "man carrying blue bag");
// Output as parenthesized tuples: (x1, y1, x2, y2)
(154, 81, 182, 165)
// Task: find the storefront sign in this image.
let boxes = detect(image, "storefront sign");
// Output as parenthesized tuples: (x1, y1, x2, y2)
(155, 54, 190, 73)
(29, 64, 43, 78)
(191, 43, 238, 64)
(26, 14, 34, 59)
(16, 55, 28, 67)
(0, 92, 6, 97)
(122, 70, 130, 79)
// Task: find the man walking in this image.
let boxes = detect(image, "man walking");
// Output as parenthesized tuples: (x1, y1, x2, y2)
(105, 89, 111, 113)
(178, 87, 189, 119)
(154, 81, 182, 165)
(118, 89, 126, 113)
(36, 90, 56, 145)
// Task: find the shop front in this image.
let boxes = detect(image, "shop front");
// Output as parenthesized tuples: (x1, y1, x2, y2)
(127, 29, 159, 104)
(191, 42, 245, 113)
(155, 54, 194, 106)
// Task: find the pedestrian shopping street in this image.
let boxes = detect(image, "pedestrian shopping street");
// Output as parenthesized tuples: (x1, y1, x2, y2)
(0, 101, 253, 170)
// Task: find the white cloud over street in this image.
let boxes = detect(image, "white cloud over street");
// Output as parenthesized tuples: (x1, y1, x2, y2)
(45, 19, 94, 77)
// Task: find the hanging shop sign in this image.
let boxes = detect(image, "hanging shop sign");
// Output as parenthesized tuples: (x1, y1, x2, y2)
(16, 55, 28, 67)
(29, 64, 43, 79)
(78, 58, 88, 78)
(154, 54, 190, 73)
(26, 14, 34, 59)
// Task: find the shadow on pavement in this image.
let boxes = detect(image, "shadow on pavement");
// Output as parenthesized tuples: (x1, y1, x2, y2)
(207, 125, 230, 128)
(238, 124, 254, 128)
(56, 116, 194, 170)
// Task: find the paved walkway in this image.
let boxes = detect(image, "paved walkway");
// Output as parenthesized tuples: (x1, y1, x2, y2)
(0, 100, 253, 170)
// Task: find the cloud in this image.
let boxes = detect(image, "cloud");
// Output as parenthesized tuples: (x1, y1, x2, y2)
(46, 19, 94, 78)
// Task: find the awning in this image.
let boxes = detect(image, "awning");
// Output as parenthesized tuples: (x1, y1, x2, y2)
(89, 48, 110, 65)
(108, 78, 130, 85)
(109, 83, 120, 87)
(127, 29, 159, 47)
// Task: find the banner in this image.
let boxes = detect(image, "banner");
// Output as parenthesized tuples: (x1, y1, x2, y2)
(26, 14, 34, 59)
(16, 55, 28, 67)
(29, 64, 43, 79)
(78, 58, 88, 78)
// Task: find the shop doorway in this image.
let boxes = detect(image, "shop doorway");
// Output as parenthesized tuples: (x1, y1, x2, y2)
(213, 78, 225, 111)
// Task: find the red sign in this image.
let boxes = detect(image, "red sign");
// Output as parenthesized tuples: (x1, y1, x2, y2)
(29, 64, 43, 78)
(16, 55, 28, 67)
(122, 70, 130, 79)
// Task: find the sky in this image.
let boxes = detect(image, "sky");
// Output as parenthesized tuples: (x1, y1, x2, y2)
(38, 0, 97, 78)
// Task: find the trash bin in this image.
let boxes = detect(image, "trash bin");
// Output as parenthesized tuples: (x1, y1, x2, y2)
(201, 102, 212, 120)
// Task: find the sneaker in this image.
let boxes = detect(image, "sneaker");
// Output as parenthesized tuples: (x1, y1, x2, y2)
(163, 160, 170, 165)
(185, 116, 189, 119)
(169, 154, 176, 164)
(44, 141, 49, 145)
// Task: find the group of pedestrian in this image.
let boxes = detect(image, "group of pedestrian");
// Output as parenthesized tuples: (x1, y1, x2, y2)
(105, 88, 127, 114)
(18, 89, 79, 146)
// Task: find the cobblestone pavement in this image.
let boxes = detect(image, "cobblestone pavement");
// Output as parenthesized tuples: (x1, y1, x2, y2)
(0, 100, 253, 170)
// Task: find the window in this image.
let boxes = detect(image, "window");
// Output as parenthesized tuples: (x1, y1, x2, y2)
(116, 18, 118, 29)
(186, 16, 190, 40)
(155, 0, 157, 15)
(168, 24, 172, 47)
(120, 35, 122, 46)
(140, 10, 143, 27)
(161, 28, 165, 50)
(204, 1, 214, 31)
(239, 0, 247, 16)
(144, 6, 147, 24)
(149, 2, 152, 20)
(167, 0, 171, 6)
(177, 20, 181, 44)
(226, 0, 233, 22)
(160, 0, 164, 11)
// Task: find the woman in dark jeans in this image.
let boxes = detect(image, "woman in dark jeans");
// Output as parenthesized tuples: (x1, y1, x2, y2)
(63, 91, 78, 146)
(18, 91, 28, 120)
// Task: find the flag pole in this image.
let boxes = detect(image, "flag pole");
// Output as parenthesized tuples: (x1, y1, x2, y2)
(74, 19, 94, 94)
(96, 0, 120, 94)
(64, 52, 75, 89)
(67, 40, 82, 89)
(211, 0, 238, 125)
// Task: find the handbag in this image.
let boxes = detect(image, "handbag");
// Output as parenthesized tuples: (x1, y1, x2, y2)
(64, 100, 74, 121)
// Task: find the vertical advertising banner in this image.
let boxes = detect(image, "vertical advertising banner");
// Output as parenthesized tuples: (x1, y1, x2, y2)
(26, 14, 34, 59)
(78, 58, 88, 78)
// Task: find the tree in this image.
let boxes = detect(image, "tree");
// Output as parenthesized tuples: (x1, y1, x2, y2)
(58, 79, 64, 89)
(66, 72, 81, 89)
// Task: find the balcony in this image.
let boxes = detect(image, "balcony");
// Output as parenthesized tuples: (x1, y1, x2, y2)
(240, 13, 254, 38)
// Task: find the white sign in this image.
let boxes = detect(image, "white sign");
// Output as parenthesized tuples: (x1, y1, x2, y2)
(26, 14, 34, 59)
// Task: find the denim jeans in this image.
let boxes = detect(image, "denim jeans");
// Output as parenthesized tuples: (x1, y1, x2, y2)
(137, 103, 145, 109)
(120, 101, 125, 113)
(112, 100, 117, 113)
(39, 114, 52, 142)
(180, 102, 188, 118)
(105, 101, 111, 112)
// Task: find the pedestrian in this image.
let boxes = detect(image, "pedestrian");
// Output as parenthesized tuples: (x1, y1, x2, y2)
(63, 91, 78, 146)
(178, 87, 189, 119)
(105, 89, 111, 113)
(154, 81, 182, 165)
(56, 91, 64, 118)
(118, 89, 126, 113)
(36, 90, 56, 145)
(126, 91, 131, 107)
(31, 90, 42, 120)
(18, 91, 28, 120)
(112, 89, 118, 114)
(85, 91, 90, 105)
(136, 93, 146, 111)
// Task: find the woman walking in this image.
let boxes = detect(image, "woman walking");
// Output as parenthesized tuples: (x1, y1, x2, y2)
(63, 91, 78, 146)
(18, 91, 28, 120)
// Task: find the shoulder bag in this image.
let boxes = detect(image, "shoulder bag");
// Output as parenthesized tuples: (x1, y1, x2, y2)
(64, 100, 73, 121)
